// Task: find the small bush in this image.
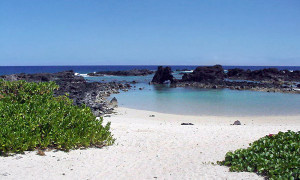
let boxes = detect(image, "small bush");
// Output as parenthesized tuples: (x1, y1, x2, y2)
(0, 80, 114, 155)
(218, 130, 300, 179)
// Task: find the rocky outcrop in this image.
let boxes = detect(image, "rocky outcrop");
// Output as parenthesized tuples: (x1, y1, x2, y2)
(166, 65, 300, 93)
(181, 65, 225, 83)
(151, 66, 175, 84)
(0, 71, 131, 116)
(174, 77, 299, 93)
(227, 68, 300, 82)
(288, 70, 300, 81)
(226, 68, 249, 78)
(0, 70, 82, 83)
(87, 69, 153, 76)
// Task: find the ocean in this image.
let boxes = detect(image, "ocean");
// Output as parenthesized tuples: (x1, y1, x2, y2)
(1, 65, 300, 116)
(0, 65, 300, 76)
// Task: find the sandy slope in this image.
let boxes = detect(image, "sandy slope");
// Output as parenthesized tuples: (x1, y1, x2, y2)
(1, 107, 299, 180)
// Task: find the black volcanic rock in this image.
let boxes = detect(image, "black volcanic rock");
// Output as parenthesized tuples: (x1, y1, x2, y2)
(181, 123, 194, 125)
(152, 65, 299, 93)
(181, 65, 225, 83)
(226, 68, 247, 78)
(226, 68, 300, 82)
(248, 68, 281, 81)
(282, 70, 300, 81)
(88, 69, 153, 76)
(0, 71, 130, 116)
(233, 120, 241, 125)
(151, 66, 175, 84)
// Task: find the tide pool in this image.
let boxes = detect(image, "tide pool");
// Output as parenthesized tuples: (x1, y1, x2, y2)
(112, 85, 300, 116)
(84, 74, 300, 116)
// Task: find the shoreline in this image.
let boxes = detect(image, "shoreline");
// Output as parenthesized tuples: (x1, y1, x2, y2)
(114, 106, 300, 118)
(107, 107, 300, 128)
(1, 107, 299, 179)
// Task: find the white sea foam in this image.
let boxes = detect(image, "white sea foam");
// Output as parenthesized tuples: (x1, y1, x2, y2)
(181, 70, 193, 73)
(75, 72, 89, 77)
(80, 74, 89, 77)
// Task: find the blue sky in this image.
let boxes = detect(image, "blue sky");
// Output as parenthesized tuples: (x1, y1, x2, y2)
(0, 0, 299, 66)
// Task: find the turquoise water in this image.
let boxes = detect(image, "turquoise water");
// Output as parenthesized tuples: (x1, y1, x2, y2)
(85, 75, 300, 116)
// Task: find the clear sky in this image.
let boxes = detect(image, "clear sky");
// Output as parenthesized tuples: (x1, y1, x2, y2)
(0, 0, 299, 66)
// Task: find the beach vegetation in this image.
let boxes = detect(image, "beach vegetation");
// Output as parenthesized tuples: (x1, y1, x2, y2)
(218, 130, 300, 179)
(0, 80, 114, 155)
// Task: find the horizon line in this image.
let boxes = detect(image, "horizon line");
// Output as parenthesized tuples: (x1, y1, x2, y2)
(1, 64, 300, 67)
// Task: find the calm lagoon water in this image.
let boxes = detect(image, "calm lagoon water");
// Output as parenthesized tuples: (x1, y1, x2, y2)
(113, 85, 300, 116)
(86, 75, 300, 116)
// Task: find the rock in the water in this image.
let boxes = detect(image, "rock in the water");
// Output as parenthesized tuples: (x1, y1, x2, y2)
(226, 68, 300, 82)
(110, 97, 118, 108)
(151, 66, 175, 84)
(181, 65, 225, 83)
(233, 120, 241, 125)
(181, 123, 194, 125)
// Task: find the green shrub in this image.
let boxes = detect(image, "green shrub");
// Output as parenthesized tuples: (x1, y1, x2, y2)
(218, 130, 300, 179)
(0, 80, 115, 155)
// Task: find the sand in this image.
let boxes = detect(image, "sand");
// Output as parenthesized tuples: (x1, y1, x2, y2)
(1, 107, 299, 180)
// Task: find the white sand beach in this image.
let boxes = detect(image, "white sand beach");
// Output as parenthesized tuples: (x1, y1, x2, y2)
(1, 107, 299, 180)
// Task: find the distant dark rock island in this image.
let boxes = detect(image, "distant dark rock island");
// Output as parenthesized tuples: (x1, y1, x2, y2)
(0, 70, 131, 116)
(151, 66, 175, 84)
(87, 69, 153, 76)
(151, 65, 300, 93)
